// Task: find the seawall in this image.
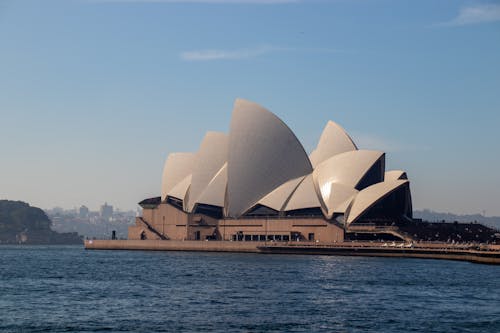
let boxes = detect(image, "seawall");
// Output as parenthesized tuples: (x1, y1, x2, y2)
(85, 239, 261, 253)
(84, 240, 500, 265)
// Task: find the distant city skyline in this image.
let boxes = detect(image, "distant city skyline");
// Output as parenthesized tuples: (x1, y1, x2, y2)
(1, 0, 499, 214)
(46, 203, 137, 214)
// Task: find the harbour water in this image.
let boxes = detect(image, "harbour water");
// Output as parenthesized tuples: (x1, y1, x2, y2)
(1, 246, 499, 332)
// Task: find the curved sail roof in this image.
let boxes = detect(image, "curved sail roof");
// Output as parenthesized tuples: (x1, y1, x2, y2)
(257, 175, 305, 211)
(312, 150, 384, 211)
(345, 180, 410, 224)
(284, 174, 322, 211)
(325, 183, 358, 218)
(161, 153, 196, 201)
(186, 132, 228, 212)
(225, 99, 313, 218)
(309, 121, 358, 167)
(154, 98, 412, 224)
(167, 174, 192, 202)
(196, 163, 227, 208)
(385, 170, 408, 181)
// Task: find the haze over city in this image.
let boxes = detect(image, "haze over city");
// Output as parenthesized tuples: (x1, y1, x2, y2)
(1, 0, 499, 214)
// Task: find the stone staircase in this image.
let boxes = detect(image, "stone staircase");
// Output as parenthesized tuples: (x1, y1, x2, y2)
(137, 217, 169, 240)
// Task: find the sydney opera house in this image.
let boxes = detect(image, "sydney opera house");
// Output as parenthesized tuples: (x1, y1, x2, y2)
(129, 99, 413, 243)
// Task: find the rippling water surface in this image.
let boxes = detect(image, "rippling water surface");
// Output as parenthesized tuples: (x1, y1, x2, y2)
(0, 246, 499, 332)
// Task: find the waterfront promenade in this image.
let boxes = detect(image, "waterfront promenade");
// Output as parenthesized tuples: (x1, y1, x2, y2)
(85, 240, 500, 265)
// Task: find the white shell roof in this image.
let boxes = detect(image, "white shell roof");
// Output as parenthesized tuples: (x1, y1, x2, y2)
(158, 98, 412, 223)
(225, 98, 313, 218)
(167, 174, 192, 202)
(312, 150, 384, 211)
(196, 163, 227, 208)
(161, 153, 196, 201)
(385, 170, 408, 181)
(284, 174, 322, 211)
(345, 180, 409, 225)
(186, 132, 228, 212)
(257, 175, 306, 211)
(309, 121, 358, 167)
(325, 183, 358, 218)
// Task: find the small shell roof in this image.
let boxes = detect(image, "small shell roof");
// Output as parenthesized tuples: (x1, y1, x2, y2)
(195, 163, 227, 208)
(312, 150, 384, 209)
(345, 180, 410, 224)
(309, 120, 358, 167)
(167, 174, 192, 202)
(325, 183, 359, 218)
(161, 153, 196, 201)
(284, 174, 322, 211)
(385, 170, 408, 181)
(257, 175, 306, 211)
(186, 132, 228, 212)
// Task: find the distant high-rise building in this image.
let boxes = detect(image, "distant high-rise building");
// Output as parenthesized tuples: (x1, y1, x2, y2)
(79, 205, 89, 218)
(100, 202, 113, 220)
(52, 207, 64, 215)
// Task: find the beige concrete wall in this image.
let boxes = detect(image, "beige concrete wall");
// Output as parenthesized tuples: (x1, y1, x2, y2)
(219, 218, 344, 243)
(186, 212, 220, 240)
(187, 226, 217, 241)
(135, 204, 189, 240)
(128, 219, 161, 240)
(128, 226, 143, 240)
(157, 204, 189, 240)
(142, 208, 155, 224)
(133, 203, 344, 243)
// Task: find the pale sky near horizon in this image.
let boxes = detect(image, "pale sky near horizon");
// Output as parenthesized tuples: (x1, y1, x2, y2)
(1, 0, 499, 215)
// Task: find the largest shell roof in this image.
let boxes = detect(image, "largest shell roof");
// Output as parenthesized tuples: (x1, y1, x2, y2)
(161, 98, 412, 225)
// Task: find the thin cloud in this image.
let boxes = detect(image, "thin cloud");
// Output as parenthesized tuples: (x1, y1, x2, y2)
(180, 45, 280, 61)
(89, 0, 300, 4)
(180, 45, 345, 61)
(438, 4, 500, 26)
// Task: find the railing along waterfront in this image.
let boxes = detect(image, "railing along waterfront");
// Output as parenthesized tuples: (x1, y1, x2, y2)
(260, 240, 500, 252)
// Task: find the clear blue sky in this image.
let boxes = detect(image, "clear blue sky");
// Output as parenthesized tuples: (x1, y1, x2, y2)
(1, 0, 499, 215)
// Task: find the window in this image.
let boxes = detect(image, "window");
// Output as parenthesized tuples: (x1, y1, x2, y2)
(308, 233, 315, 241)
